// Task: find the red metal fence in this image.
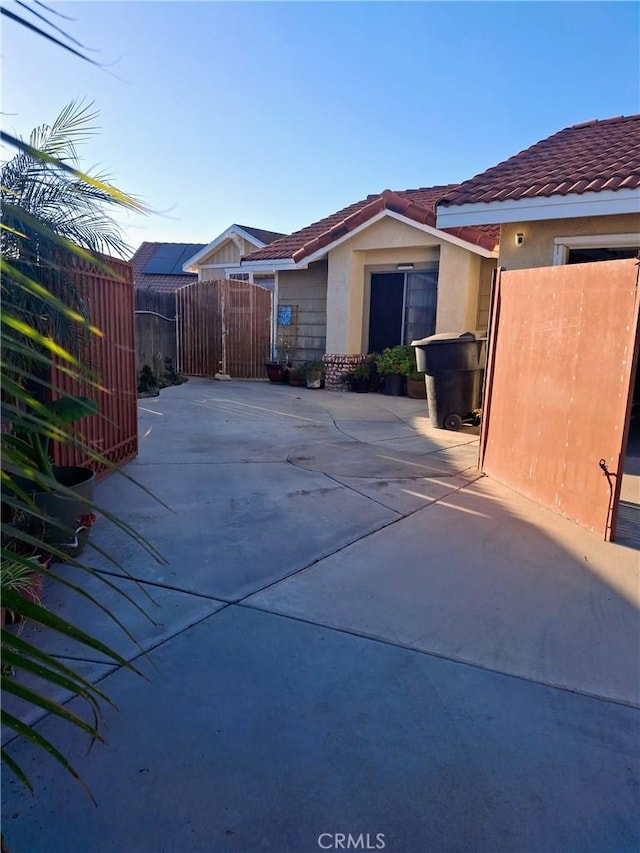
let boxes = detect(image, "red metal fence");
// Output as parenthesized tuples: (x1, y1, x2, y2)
(176, 279, 272, 378)
(51, 255, 138, 476)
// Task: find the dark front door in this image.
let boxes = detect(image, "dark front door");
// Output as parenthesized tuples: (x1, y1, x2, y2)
(369, 272, 404, 352)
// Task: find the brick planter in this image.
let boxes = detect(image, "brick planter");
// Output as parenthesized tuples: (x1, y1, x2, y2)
(322, 354, 366, 391)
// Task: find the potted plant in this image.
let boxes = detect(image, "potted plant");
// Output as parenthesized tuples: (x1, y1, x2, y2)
(375, 346, 415, 396)
(346, 355, 378, 393)
(0, 505, 51, 627)
(3, 395, 98, 556)
(304, 360, 324, 389)
(287, 365, 307, 387)
(265, 336, 292, 383)
(1, 556, 49, 629)
(407, 371, 427, 400)
(264, 361, 289, 383)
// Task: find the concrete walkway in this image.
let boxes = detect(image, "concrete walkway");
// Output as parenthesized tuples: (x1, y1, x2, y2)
(3, 378, 639, 853)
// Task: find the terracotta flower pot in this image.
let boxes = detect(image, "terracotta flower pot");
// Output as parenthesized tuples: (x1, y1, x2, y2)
(265, 362, 289, 383)
(407, 377, 427, 399)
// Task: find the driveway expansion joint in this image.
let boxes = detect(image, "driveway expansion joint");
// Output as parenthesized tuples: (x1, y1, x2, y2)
(236, 603, 640, 712)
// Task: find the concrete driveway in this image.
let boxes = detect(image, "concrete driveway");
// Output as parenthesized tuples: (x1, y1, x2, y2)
(3, 378, 639, 853)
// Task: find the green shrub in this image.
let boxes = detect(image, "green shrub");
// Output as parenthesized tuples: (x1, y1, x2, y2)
(354, 354, 378, 379)
(375, 346, 416, 376)
(303, 360, 324, 377)
(288, 365, 306, 380)
(157, 357, 186, 389)
(138, 365, 158, 394)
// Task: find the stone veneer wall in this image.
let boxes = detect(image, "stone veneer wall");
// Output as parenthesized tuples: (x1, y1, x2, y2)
(323, 353, 366, 391)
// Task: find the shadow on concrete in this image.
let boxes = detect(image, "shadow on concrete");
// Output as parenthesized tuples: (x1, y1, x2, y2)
(2, 379, 639, 853)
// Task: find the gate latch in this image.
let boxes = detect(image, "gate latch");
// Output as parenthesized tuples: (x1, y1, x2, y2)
(599, 458, 617, 491)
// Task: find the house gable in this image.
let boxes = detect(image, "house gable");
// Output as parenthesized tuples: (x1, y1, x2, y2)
(183, 224, 286, 272)
(329, 213, 442, 255)
(197, 234, 261, 267)
(305, 209, 497, 265)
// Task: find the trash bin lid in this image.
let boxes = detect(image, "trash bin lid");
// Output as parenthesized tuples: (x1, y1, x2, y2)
(411, 331, 478, 347)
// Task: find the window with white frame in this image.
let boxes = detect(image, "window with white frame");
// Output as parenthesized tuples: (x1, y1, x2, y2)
(553, 234, 639, 265)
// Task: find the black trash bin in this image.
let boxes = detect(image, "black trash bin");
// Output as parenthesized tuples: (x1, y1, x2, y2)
(411, 332, 486, 430)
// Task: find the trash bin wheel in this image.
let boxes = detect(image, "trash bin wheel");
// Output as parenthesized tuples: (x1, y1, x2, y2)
(444, 413, 463, 431)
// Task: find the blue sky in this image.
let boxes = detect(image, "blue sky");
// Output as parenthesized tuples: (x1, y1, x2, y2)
(3, 1, 639, 256)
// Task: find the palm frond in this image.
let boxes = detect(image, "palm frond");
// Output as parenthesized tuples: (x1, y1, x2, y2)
(0, 7, 96, 64)
(1, 103, 163, 801)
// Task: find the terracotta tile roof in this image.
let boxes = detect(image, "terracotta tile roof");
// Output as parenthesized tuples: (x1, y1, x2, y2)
(235, 225, 287, 245)
(131, 242, 205, 292)
(439, 114, 640, 208)
(132, 272, 195, 293)
(243, 186, 499, 264)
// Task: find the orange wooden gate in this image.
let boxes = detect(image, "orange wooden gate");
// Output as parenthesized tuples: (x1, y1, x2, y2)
(176, 279, 272, 378)
(480, 258, 639, 540)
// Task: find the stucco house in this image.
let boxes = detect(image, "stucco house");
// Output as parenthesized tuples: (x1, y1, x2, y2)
(182, 223, 286, 289)
(434, 114, 639, 536)
(435, 114, 640, 270)
(238, 187, 499, 386)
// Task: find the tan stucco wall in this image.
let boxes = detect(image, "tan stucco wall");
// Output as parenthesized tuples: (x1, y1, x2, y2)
(499, 214, 640, 269)
(476, 257, 495, 331)
(436, 243, 482, 334)
(336, 216, 442, 253)
(324, 216, 495, 353)
(278, 261, 327, 363)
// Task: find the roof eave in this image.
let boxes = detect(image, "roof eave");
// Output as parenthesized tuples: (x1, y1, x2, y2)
(242, 208, 498, 267)
(239, 258, 308, 272)
(436, 188, 640, 228)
